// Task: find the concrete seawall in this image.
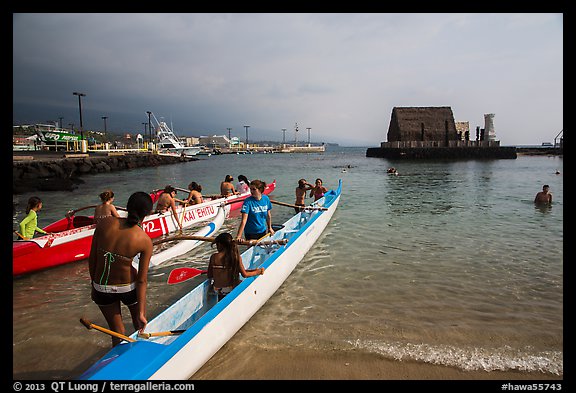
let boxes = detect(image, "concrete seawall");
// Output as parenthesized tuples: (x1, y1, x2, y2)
(13, 152, 195, 194)
(366, 146, 518, 159)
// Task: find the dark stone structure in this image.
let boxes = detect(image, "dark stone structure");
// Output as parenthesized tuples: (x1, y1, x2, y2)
(366, 106, 516, 159)
(13, 153, 195, 194)
(387, 106, 459, 144)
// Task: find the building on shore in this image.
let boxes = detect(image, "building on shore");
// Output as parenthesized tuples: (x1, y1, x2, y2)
(366, 106, 516, 159)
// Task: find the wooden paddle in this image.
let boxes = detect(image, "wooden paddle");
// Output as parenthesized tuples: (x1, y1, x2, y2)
(65, 204, 98, 218)
(138, 329, 186, 339)
(269, 199, 328, 211)
(167, 267, 207, 284)
(153, 235, 288, 247)
(172, 186, 190, 194)
(79, 317, 136, 343)
(13, 230, 25, 240)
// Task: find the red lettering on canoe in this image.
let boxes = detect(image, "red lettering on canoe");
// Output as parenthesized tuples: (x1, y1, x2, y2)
(142, 219, 161, 235)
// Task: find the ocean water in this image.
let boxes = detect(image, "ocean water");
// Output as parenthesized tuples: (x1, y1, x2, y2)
(12, 147, 563, 379)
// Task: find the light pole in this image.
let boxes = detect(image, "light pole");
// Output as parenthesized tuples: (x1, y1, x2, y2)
(227, 128, 232, 140)
(146, 111, 152, 149)
(58, 117, 64, 130)
(142, 122, 147, 149)
(282, 128, 286, 145)
(101, 116, 108, 146)
(307, 127, 311, 145)
(244, 125, 250, 150)
(73, 92, 86, 141)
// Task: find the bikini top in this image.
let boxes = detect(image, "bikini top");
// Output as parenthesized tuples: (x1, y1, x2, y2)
(96, 248, 133, 286)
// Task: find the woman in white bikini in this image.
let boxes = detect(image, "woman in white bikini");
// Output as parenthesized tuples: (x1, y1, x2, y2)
(88, 191, 153, 347)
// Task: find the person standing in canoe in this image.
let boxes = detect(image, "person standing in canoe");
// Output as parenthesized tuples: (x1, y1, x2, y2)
(18, 196, 48, 240)
(155, 185, 183, 231)
(236, 179, 275, 241)
(181, 182, 204, 205)
(94, 190, 121, 224)
(88, 191, 153, 347)
(310, 178, 328, 201)
(208, 232, 265, 300)
(295, 179, 313, 213)
(220, 175, 238, 197)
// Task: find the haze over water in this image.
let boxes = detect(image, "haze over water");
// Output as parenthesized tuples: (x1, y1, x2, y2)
(12, 147, 563, 379)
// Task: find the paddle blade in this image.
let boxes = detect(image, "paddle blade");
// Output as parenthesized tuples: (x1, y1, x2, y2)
(167, 267, 207, 284)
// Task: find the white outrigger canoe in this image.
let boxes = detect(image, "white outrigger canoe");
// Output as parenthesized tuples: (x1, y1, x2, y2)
(79, 179, 342, 380)
(138, 203, 228, 270)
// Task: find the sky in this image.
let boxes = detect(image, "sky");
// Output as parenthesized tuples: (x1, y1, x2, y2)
(13, 13, 563, 147)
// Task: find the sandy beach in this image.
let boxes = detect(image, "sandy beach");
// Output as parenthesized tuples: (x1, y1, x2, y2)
(193, 346, 563, 381)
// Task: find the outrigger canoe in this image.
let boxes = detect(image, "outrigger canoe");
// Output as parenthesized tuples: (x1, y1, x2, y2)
(139, 203, 228, 270)
(79, 179, 341, 380)
(12, 180, 276, 276)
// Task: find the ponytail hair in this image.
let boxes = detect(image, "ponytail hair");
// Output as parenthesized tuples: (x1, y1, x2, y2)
(99, 190, 114, 202)
(214, 232, 241, 283)
(125, 191, 152, 227)
(238, 175, 249, 184)
(189, 181, 202, 192)
(26, 196, 42, 214)
(249, 179, 266, 193)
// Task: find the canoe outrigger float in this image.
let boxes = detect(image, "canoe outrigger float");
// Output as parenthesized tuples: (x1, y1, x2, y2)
(79, 179, 342, 380)
(12, 181, 275, 276)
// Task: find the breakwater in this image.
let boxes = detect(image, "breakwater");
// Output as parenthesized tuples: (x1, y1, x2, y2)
(13, 153, 195, 194)
(366, 146, 518, 159)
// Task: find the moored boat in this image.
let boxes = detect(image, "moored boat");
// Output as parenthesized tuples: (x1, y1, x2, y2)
(152, 113, 201, 156)
(79, 179, 342, 380)
(12, 181, 276, 276)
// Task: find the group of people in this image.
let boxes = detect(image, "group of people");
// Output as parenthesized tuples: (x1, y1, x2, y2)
(220, 174, 250, 196)
(17, 176, 554, 348)
(85, 175, 267, 345)
(149, 175, 252, 231)
(294, 178, 327, 213)
(86, 177, 271, 345)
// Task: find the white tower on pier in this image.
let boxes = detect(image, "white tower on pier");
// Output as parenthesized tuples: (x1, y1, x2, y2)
(484, 113, 496, 141)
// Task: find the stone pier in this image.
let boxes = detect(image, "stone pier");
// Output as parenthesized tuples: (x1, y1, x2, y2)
(13, 152, 195, 194)
(366, 146, 517, 159)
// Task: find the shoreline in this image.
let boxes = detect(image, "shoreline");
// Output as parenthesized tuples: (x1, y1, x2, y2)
(193, 347, 562, 381)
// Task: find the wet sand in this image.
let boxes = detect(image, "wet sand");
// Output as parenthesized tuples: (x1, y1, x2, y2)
(193, 347, 562, 381)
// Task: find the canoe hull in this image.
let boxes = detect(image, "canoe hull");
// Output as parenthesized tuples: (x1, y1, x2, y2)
(80, 180, 340, 380)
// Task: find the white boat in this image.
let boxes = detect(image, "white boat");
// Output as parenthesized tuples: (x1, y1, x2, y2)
(79, 179, 342, 380)
(134, 204, 227, 270)
(151, 113, 201, 156)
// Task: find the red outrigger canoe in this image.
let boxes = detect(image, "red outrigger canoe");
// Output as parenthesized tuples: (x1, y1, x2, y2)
(12, 180, 276, 276)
